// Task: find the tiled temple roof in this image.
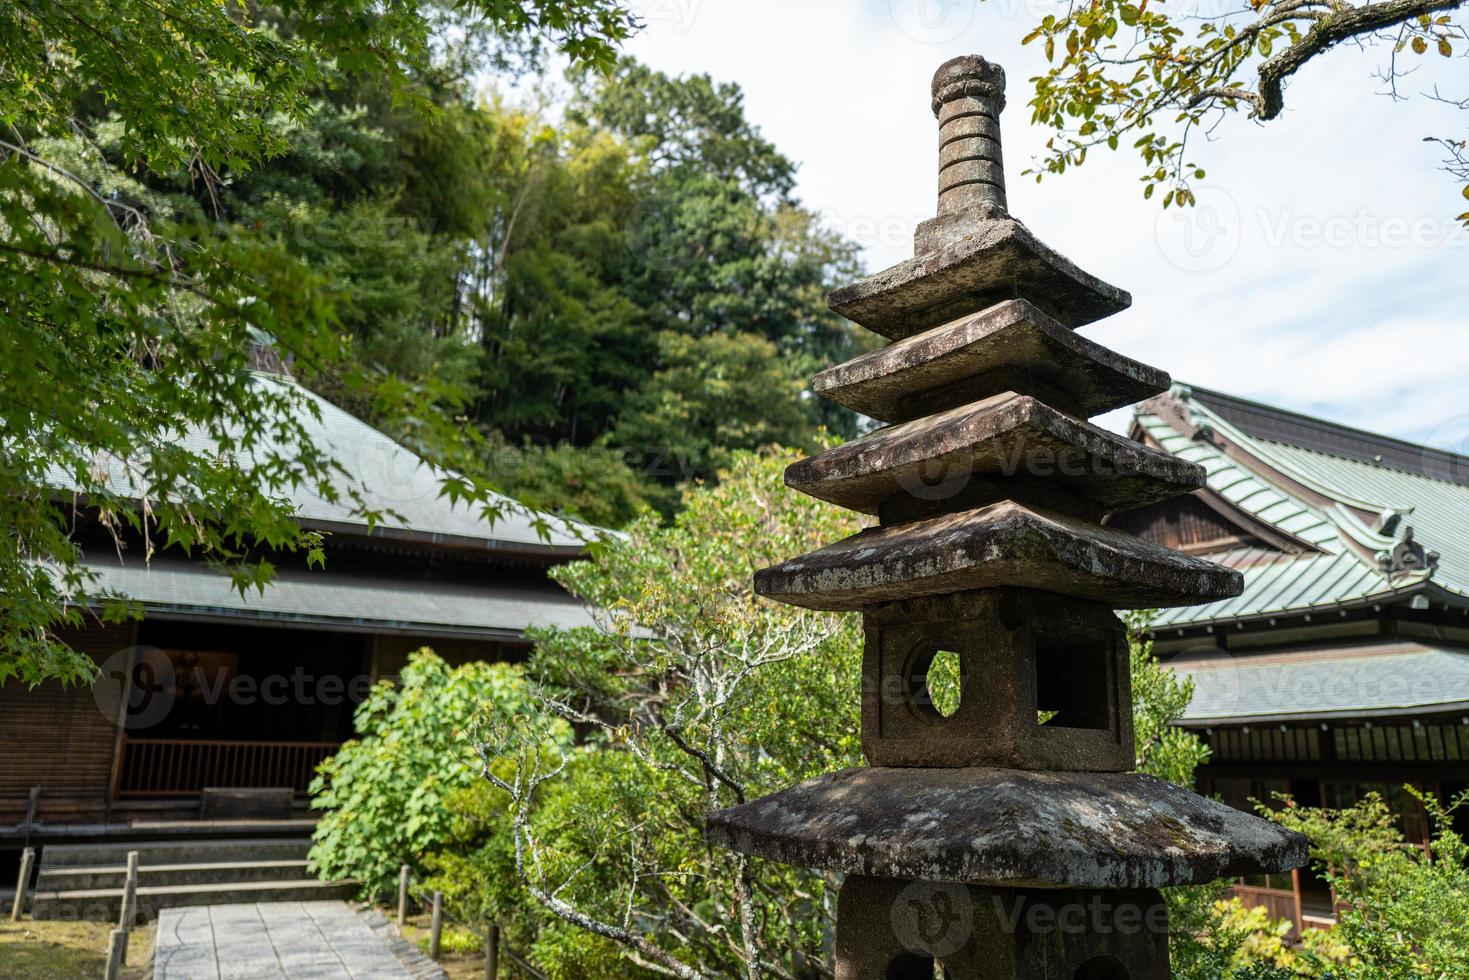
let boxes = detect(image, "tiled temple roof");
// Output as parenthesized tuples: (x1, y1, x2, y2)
(52, 372, 592, 557)
(1134, 385, 1469, 628)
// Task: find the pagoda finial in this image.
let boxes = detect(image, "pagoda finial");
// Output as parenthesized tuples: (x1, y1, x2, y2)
(931, 55, 1007, 219)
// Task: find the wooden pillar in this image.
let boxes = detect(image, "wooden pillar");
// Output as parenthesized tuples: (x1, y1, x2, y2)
(107, 639, 140, 812)
(118, 851, 139, 962)
(10, 847, 35, 921)
(485, 923, 500, 980)
(1291, 867, 1305, 939)
(104, 928, 127, 980)
(397, 864, 410, 927)
(428, 891, 444, 960)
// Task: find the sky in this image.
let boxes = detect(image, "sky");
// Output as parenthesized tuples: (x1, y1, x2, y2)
(594, 0, 1468, 450)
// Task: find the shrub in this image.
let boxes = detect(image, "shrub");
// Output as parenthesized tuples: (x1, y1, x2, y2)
(307, 650, 566, 898)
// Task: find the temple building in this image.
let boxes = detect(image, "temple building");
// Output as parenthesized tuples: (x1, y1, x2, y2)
(1, 362, 595, 838)
(1121, 383, 1469, 931)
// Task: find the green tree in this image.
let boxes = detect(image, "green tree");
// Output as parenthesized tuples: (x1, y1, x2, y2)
(1018, 0, 1468, 219)
(467, 63, 869, 514)
(0, 0, 634, 685)
(483, 437, 660, 528)
(610, 331, 817, 486)
(474, 448, 863, 978)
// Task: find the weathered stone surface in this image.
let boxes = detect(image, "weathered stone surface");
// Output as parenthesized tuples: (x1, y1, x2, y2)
(835, 876, 1169, 979)
(812, 299, 1169, 423)
(706, 767, 1309, 888)
(828, 217, 1131, 339)
(752, 500, 1244, 611)
(784, 391, 1199, 516)
(861, 590, 1133, 772)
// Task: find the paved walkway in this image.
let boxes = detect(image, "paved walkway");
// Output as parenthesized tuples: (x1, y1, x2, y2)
(154, 901, 417, 979)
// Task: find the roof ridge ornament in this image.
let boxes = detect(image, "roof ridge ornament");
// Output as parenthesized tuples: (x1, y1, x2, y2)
(1379, 524, 1441, 578)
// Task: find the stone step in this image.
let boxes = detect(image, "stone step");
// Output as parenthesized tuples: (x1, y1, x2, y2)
(39, 836, 311, 869)
(827, 216, 1130, 339)
(37, 858, 309, 891)
(753, 499, 1243, 611)
(30, 877, 358, 921)
(784, 391, 1199, 516)
(812, 298, 1168, 424)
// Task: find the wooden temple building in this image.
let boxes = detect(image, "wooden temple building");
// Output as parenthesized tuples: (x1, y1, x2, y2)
(0, 364, 594, 841)
(1122, 383, 1469, 931)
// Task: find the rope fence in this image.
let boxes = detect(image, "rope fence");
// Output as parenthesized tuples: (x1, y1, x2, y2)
(395, 863, 546, 980)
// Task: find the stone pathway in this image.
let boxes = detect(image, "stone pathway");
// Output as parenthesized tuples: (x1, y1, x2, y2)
(154, 901, 426, 979)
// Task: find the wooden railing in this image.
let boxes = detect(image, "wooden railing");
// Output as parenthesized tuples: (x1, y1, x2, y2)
(1230, 883, 1302, 938)
(116, 738, 339, 797)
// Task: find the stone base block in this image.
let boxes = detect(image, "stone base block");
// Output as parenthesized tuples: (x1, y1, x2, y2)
(835, 876, 1168, 979)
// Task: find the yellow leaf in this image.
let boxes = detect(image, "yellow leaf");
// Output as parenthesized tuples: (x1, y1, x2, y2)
(1439, 36, 1452, 56)
(1412, 37, 1427, 54)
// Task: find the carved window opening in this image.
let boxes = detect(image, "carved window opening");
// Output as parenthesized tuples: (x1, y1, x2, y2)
(909, 647, 963, 719)
(884, 952, 944, 979)
(1034, 637, 1111, 731)
(1073, 954, 1129, 980)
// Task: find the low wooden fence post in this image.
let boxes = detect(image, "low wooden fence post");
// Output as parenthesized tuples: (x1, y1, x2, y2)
(118, 851, 139, 962)
(11, 847, 35, 921)
(428, 891, 444, 961)
(397, 864, 410, 927)
(104, 928, 127, 980)
(484, 923, 500, 980)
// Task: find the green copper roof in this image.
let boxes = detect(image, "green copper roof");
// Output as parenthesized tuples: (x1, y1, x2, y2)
(1134, 386, 1468, 628)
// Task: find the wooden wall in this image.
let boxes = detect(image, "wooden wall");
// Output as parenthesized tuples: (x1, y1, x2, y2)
(1110, 493, 1263, 553)
(0, 620, 136, 824)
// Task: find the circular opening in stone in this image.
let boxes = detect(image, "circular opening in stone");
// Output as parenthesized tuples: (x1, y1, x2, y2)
(916, 649, 962, 719)
(1073, 955, 1129, 980)
(883, 952, 937, 979)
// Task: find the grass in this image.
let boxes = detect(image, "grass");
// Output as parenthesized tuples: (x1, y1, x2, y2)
(0, 918, 154, 980)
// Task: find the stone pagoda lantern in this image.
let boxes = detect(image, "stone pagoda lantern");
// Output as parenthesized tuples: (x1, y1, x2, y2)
(707, 55, 1307, 979)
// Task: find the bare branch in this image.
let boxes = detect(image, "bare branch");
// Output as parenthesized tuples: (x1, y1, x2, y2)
(1256, 0, 1468, 118)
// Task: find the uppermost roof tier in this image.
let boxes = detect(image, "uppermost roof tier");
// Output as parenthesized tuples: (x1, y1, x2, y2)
(827, 55, 1130, 339)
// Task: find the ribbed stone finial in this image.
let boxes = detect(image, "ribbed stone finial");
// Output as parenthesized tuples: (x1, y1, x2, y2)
(932, 55, 1007, 217)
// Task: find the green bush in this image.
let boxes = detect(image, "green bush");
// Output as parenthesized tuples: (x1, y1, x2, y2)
(1270, 789, 1469, 978)
(307, 651, 567, 898)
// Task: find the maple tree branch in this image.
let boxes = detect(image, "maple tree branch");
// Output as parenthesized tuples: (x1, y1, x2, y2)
(1257, 0, 1468, 118)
